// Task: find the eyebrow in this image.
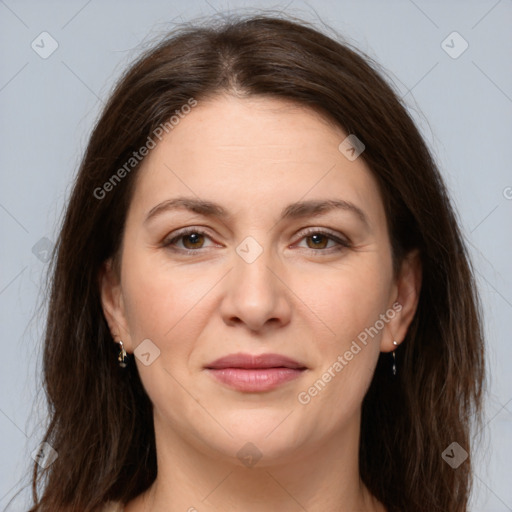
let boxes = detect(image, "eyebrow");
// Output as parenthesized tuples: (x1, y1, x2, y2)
(144, 196, 370, 227)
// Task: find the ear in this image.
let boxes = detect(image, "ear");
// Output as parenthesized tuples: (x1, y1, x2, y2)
(99, 258, 134, 352)
(381, 248, 422, 352)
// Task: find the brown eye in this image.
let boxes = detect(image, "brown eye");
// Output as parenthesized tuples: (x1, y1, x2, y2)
(181, 232, 205, 249)
(305, 233, 329, 249)
(162, 228, 215, 253)
(296, 229, 351, 254)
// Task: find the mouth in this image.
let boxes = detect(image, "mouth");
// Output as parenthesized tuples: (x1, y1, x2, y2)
(204, 353, 308, 392)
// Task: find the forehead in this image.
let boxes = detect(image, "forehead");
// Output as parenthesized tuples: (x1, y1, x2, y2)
(128, 94, 386, 228)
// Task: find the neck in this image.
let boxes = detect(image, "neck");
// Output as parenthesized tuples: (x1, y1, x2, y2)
(127, 408, 385, 512)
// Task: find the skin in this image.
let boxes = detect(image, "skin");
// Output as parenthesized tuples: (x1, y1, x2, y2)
(100, 94, 421, 512)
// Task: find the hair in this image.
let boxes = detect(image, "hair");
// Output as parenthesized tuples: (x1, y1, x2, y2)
(17, 11, 484, 512)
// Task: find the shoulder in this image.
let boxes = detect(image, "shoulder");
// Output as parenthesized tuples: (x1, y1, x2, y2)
(99, 501, 124, 512)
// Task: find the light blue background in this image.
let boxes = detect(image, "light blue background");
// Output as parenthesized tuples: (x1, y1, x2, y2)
(1, 0, 511, 510)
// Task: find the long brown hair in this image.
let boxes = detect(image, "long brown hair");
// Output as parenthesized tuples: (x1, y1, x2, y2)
(16, 12, 485, 512)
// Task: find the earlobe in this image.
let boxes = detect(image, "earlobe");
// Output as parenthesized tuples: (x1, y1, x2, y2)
(99, 259, 132, 351)
(384, 249, 422, 351)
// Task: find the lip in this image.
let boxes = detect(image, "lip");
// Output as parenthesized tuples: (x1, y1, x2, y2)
(204, 353, 307, 392)
(205, 353, 306, 370)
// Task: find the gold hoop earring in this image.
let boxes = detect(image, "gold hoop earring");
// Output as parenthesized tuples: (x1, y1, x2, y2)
(117, 340, 128, 368)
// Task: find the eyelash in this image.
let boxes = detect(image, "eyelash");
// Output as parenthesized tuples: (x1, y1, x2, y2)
(161, 227, 351, 256)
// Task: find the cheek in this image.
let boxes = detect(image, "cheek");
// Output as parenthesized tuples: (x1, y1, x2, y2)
(291, 257, 391, 411)
(121, 248, 210, 342)
(119, 254, 211, 414)
(293, 284, 386, 436)
(296, 259, 392, 346)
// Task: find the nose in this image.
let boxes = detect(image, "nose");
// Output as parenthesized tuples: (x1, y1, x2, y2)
(219, 244, 292, 333)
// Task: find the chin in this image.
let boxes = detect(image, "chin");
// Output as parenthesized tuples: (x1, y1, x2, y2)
(194, 417, 311, 467)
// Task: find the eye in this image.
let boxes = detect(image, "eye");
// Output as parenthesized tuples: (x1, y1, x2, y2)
(294, 228, 351, 254)
(162, 227, 351, 255)
(162, 228, 215, 253)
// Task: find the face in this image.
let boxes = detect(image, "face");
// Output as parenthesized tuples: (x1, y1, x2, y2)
(101, 94, 420, 467)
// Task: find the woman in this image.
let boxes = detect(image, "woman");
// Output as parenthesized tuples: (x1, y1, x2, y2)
(23, 13, 484, 512)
